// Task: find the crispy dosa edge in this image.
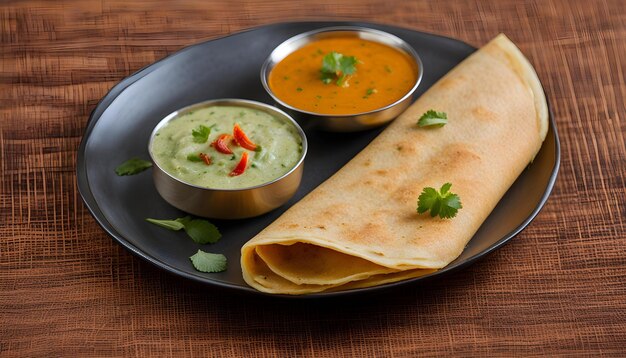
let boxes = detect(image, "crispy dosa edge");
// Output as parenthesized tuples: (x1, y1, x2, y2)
(491, 34, 548, 143)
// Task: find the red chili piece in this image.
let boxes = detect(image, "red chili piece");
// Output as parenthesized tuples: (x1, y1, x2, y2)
(233, 124, 257, 151)
(198, 153, 211, 165)
(212, 134, 233, 154)
(229, 151, 248, 176)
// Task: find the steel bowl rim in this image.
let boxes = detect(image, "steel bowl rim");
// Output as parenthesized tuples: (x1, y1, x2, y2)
(147, 98, 308, 192)
(260, 26, 424, 118)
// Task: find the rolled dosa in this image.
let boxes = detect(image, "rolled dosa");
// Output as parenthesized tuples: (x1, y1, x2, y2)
(241, 34, 548, 294)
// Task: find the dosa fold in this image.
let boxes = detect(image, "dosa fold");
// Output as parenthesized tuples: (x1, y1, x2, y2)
(241, 34, 548, 294)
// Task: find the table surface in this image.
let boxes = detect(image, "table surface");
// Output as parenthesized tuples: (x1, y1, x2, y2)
(1, 0, 624, 356)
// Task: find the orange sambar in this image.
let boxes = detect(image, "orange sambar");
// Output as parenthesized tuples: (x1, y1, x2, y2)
(268, 37, 418, 115)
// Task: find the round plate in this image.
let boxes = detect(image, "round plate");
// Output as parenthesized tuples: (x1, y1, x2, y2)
(77, 21, 560, 297)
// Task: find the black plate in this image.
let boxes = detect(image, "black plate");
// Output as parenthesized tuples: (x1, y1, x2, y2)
(77, 21, 560, 297)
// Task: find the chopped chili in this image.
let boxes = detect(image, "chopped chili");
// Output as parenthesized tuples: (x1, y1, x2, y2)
(229, 152, 248, 176)
(198, 153, 211, 165)
(212, 134, 233, 154)
(232, 124, 257, 151)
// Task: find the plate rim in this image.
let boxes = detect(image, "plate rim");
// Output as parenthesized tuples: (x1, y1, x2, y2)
(76, 21, 561, 298)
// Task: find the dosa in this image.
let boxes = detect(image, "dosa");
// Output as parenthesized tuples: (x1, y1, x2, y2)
(241, 34, 548, 294)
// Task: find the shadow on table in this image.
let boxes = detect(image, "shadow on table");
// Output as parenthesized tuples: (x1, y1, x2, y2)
(128, 254, 498, 343)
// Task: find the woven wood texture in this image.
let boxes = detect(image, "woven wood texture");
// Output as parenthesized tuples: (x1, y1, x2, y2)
(1, 0, 625, 356)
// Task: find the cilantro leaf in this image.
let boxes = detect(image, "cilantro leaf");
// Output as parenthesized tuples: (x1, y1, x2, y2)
(339, 55, 358, 75)
(186, 153, 203, 162)
(146, 216, 222, 244)
(417, 187, 440, 214)
(145, 218, 185, 231)
(115, 158, 152, 176)
(320, 51, 358, 87)
(417, 110, 448, 127)
(417, 183, 462, 219)
(440, 182, 452, 195)
(182, 218, 221, 244)
(439, 192, 462, 219)
(189, 250, 227, 273)
(192, 124, 212, 143)
(321, 51, 342, 74)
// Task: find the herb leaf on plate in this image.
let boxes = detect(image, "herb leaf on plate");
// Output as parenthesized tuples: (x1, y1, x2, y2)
(115, 158, 153, 176)
(417, 110, 448, 127)
(176, 216, 222, 244)
(146, 216, 222, 244)
(190, 250, 227, 273)
(145, 217, 186, 231)
(417, 182, 462, 219)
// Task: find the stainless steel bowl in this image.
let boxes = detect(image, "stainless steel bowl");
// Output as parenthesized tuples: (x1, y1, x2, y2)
(148, 99, 307, 219)
(261, 26, 423, 132)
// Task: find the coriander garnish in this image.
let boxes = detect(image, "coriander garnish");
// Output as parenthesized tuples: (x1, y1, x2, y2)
(417, 110, 448, 127)
(364, 88, 378, 98)
(115, 158, 152, 176)
(190, 250, 227, 273)
(192, 124, 212, 143)
(417, 183, 462, 219)
(187, 153, 203, 162)
(146, 216, 221, 244)
(320, 51, 358, 87)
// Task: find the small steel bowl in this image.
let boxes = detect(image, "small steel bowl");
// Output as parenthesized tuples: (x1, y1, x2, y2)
(148, 99, 307, 219)
(261, 26, 423, 132)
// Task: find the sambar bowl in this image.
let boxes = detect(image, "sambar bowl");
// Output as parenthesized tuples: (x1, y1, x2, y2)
(261, 26, 423, 132)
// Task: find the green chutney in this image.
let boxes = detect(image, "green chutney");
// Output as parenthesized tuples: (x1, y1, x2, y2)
(150, 106, 302, 189)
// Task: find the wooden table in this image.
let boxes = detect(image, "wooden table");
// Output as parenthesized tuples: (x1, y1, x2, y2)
(1, 0, 624, 356)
